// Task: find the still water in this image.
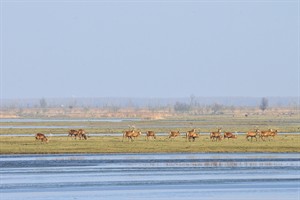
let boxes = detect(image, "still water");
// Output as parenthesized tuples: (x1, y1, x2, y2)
(0, 118, 141, 123)
(0, 153, 299, 200)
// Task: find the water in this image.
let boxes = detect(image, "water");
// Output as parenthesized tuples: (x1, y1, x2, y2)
(0, 118, 140, 129)
(0, 118, 141, 123)
(0, 126, 87, 129)
(0, 118, 140, 130)
(0, 153, 299, 200)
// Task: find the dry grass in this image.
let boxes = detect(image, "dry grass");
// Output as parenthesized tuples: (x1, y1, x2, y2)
(1, 113, 299, 135)
(1, 112, 299, 154)
(0, 134, 299, 154)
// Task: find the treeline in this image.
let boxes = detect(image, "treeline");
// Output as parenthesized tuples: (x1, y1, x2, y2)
(1, 96, 298, 109)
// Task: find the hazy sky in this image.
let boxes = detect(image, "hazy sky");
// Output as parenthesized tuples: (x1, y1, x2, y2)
(1, 0, 299, 99)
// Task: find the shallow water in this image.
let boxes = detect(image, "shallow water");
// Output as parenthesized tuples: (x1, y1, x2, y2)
(0, 153, 299, 200)
(0, 118, 141, 123)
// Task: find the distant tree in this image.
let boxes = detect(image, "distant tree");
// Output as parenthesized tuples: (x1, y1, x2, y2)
(189, 94, 196, 108)
(259, 97, 268, 112)
(174, 102, 190, 112)
(211, 103, 223, 114)
(39, 98, 47, 108)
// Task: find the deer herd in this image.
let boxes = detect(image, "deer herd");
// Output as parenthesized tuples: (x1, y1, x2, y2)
(35, 128, 278, 143)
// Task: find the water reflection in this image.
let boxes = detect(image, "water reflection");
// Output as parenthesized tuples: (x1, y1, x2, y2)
(1, 153, 299, 200)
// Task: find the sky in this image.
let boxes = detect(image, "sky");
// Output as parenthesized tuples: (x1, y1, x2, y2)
(1, 0, 299, 99)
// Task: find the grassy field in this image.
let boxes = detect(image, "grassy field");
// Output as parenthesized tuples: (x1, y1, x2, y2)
(1, 114, 299, 135)
(0, 134, 299, 154)
(1, 113, 299, 154)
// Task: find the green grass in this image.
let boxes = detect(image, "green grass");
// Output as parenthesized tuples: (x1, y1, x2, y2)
(1, 114, 299, 135)
(1, 115, 299, 154)
(1, 135, 299, 154)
